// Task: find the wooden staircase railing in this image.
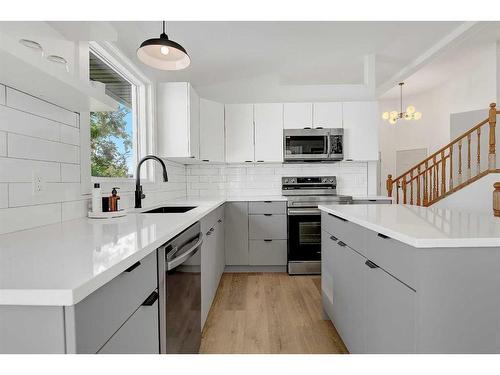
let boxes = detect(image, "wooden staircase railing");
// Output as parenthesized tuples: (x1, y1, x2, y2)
(387, 103, 499, 206)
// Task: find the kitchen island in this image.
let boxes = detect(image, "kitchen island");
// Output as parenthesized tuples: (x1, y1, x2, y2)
(319, 204, 500, 354)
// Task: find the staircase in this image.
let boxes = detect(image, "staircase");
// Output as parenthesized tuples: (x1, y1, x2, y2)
(386, 103, 500, 207)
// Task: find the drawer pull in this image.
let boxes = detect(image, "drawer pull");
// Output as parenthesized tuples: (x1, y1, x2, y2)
(264, 201, 272, 203)
(337, 241, 347, 247)
(264, 239, 273, 242)
(264, 214, 272, 216)
(329, 235, 338, 241)
(218, 219, 222, 223)
(124, 261, 141, 273)
(202, 159, 210, 162)
(377, 233, 390, 239)
(142, 291, 159, 306)
(365, 260, 379, 269)
(328, 213, 347, 222)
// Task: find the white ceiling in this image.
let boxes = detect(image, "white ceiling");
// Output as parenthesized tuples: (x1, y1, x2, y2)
(109, 21, 464, 103)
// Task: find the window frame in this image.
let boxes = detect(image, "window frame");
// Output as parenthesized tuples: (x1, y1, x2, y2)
(88, 41, 155, 185)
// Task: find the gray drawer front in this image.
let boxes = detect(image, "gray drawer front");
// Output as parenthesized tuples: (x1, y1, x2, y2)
(71, 251, 158, 353)
(366, 231, 416, 289)
(249, 201, 286, 215)
(322, 212, 367, 256)
(249, 214, 287, 240)
(98, 295, 159, 354)
(249, 240, 287, 265)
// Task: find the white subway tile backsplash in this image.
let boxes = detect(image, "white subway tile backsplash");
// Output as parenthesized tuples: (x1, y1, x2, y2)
(62, 199, 89, 222)
(187, 161, 369, 198)
(0, 131, 6, 156)
(8, 133, 79, 164)
(6, 87, 78, 127)
(0, 105, 60, 142)
(0, 157, 61, 183)
(61, 163, 80, 182)
(0, 203, 61, 235)
(8, 182, 82, 207)
(60, 125, 80, 145)
(0, 183, 7, 208)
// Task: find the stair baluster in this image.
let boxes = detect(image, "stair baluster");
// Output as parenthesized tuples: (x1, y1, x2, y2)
(477, 128, 481, 175)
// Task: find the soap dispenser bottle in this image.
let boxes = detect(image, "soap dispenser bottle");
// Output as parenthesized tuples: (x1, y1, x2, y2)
(110, 187, 121, 211)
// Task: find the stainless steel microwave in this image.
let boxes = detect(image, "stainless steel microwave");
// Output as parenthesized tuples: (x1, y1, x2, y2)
(283, 128, 343, 162)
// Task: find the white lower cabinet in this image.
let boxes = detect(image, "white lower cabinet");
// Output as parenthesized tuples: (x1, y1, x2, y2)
(365, 265, 415, 354)
(98, 294, 159, 354)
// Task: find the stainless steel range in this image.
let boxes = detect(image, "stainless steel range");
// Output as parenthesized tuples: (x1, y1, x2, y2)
(283, 176, 352, 275)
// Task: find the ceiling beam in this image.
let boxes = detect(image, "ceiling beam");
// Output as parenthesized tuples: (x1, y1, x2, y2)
(376, 21, 485, 97)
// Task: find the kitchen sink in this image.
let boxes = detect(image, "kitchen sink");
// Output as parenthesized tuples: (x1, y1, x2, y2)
(142, 206, 197, 213)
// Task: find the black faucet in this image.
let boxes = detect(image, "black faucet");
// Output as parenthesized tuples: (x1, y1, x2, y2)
(135, 155, 169, 208)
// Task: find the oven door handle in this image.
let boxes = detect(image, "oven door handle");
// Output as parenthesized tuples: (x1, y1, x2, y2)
(287, 208, 321, 216)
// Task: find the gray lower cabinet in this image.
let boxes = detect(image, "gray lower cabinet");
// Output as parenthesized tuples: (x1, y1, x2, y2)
(249, 240, 287, 265)
(65, 251, 158, 354)
(98, 293, 159, 354)
(249, 214, 287, 240)
(365, 266, 415, 353)
(322, 213, 415, 354)
(225, 202, 249, 265)
(201, 207, 225, 329)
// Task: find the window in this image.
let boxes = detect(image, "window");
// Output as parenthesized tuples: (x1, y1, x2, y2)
(89, 50, 137, 178)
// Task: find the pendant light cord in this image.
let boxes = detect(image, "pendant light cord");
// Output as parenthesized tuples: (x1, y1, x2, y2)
(400, 83, 403, 116)
(163, 21, 167, 35)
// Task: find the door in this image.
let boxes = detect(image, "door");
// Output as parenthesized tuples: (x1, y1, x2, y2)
(201, 225, 217, 328)
(254, 103, 283, 162)
(333, 241, 366, 354)
(321, 231, 335, 306)
(313, 102, 342, 128)
(200, 98, 225, 162)
(342, 101, 379, 161)
(365, 261, 416, 353)
(225, 104, 254, 162)
(224, 202, 249, 265)
(284, 103, 313, 129)
(287, 211, 321, 262)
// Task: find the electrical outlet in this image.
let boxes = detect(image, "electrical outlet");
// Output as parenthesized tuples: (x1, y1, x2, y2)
(32, 172, 43, 195)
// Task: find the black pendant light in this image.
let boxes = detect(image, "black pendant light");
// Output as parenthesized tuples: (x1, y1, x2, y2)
(137, 21, 190, 71)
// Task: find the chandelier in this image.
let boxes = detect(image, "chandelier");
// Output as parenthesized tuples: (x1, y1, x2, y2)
(382, 82, 422, 124)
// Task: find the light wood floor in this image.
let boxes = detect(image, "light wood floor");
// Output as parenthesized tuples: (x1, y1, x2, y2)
(200, 273, 348, 354)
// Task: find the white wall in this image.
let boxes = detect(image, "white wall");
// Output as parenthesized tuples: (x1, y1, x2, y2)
(187, 162, 372, 198)
(379, 42, 498, 194)
(0, 84, 187, 235)
(433, 173, 499, 215)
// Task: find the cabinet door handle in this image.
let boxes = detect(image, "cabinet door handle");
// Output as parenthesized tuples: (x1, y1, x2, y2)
(337, 241, 346, 247)
(377, 233, 390, 239)
(142, 291, 159, 306)
(264, 239, 273, 242)
(365, 260, 379, 269)
(218, 219, 222, 223)
(124, 261, 141, 273)
(328, 213, 347, 222)
(257, 160, 264, 163)
(264, 213, 272, 216)
(329, 235, 338, 242)
(245, 160, 253, 163)
(264, 201, 272, 203)
(202, 159, 210, 162)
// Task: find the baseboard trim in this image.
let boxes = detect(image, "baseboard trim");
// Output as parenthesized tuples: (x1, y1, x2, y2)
(224, 265, 287, 273)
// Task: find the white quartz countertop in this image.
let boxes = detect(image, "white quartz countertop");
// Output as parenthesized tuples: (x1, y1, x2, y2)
(319, 204, 500, 248)
(0, 198, 225, 306)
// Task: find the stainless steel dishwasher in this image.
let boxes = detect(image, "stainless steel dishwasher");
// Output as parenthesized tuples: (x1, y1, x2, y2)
(157, 222, 203, 354)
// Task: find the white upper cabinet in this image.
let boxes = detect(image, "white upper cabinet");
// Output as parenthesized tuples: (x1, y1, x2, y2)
(200, 98, 225, 163)
(225, 104, 254, 163)
(342, 101, 379, 161)
(313, 102, 343, 129)
(254, 103, 283, 162)
(283, 103, 313, 129)
(157, 82, 200, 159)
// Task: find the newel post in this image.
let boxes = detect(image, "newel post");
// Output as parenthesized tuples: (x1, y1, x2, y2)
(488, 103, 496, 170)
(493, 182, 500, 217)
(386, 174, 393, 198)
